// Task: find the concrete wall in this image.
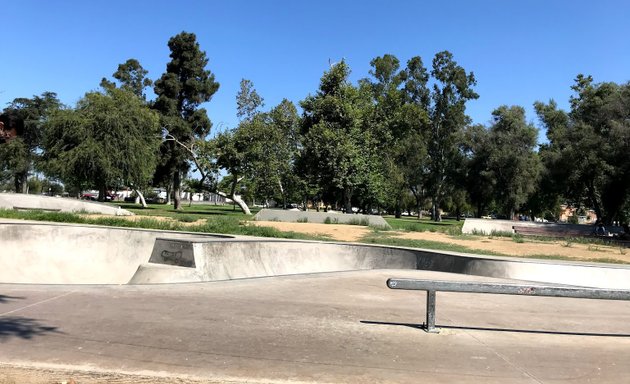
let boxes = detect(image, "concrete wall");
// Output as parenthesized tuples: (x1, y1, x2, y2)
(0, 193, 133, 215)
(462, 218, 623, 236)
(3, 221, 630, 289)
(134, 237, 630, 289)
(254, 208, 391, 228)
(0, 221, 231, 284)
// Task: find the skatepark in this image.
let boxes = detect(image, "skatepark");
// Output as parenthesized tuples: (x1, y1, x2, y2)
(2, 212, 630, 383)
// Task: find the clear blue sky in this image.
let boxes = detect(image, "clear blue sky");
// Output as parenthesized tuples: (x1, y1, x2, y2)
(2, 0, 629, 142)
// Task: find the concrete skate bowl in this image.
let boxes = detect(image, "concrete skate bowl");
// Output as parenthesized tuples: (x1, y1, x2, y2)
(2, 221, 630, 288)
(0, 221, 232, 284)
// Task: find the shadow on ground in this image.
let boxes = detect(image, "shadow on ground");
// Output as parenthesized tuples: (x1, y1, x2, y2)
(0, 317, 61, 341)
(361, 320, 630, 338)
(0, 295, 26, 303)
(1, 295, 61, 341)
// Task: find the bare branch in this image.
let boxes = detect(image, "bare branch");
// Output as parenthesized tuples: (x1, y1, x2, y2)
(163, 130, 207, 182)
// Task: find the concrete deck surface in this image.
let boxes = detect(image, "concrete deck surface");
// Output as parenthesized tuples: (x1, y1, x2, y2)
(2, 270, 630, 383)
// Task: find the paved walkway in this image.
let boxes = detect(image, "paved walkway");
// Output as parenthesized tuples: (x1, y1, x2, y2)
(2, 270, 630, 383)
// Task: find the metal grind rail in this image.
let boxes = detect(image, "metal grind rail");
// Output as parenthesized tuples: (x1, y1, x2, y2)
(386, 278, 630, 333)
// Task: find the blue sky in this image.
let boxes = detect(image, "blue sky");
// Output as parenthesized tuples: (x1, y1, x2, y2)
(2, 0, 629, 142)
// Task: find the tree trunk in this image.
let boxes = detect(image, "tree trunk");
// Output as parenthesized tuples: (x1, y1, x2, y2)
(587, 183, 605, 224)
(98, 183, 107, 202)
(14, 172, 27, 194)
(230, 174, 251, 215)
(173, 170, 182, 210)
(344, 186, 353, 214)
(411, 186, 424, 220)
(133, 189, 148, 208)
(432, 198, 442, 222)
(165, 184, 172, 205)
(394, 200, 401, 219)
(278, 179, 286, 209)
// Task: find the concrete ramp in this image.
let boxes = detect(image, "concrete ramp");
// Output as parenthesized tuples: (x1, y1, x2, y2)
(128, 239, 417, 283)
(129, 237, 630, 289)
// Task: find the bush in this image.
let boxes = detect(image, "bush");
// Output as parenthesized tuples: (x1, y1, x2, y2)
(346, 218, 370, 226)
(324, 216, 339, 224)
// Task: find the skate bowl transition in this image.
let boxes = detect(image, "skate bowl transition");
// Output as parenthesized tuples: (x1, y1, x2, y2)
(3, 220, 630, 288)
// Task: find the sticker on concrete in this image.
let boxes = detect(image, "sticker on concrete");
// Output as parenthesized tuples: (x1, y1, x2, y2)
(150, 239, 195, 268)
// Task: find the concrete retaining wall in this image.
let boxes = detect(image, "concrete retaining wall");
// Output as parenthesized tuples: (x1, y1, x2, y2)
(0, 193, 133, 215)
(132, 238, 630, 289)
(254, 208, 391, 229)
(461, 218, 624, 235)
(3, 221, 630, 288)
(0, 221, 231, 284)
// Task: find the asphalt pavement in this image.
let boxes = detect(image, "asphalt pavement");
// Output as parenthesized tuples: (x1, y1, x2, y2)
(2, 270, 630, 383)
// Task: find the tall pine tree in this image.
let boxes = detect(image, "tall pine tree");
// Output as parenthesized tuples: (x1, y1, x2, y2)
(153, 32, 219, 209)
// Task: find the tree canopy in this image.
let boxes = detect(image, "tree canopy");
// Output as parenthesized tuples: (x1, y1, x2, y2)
(0, 92, 61, 193)
(153, 31, 219, 209)
(43, 88, 161, 200)
(3, 32, 630, 225)
(536, 75, 630, 224)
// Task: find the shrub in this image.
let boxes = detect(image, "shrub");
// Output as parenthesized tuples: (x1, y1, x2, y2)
(324, 216, 339, 224)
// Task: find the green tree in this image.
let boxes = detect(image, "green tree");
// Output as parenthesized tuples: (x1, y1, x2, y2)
(300, 61, 369, 213)
(400, 57, 432, 218)
(153, 32, 219, 209)
(360, 54, 405, 216)
(236, 79, 264, 120)
(100, 58, 153, 100)
(43, 88, 161, 200)
(426, 51, 478, 221)
(212, 78, 267, 215)
(485, 106, 540, 219)
(359, 55, 432, 218)
(462, 124, 494, 217)
(213, 129, 251, 214)
(536, 75, 630, 224)
(0, 92, 61, 193)
(256, 99, 301, 209)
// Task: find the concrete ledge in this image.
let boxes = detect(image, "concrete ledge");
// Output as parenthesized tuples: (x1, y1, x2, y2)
(0, 221, 232, 284)
(254, 208, 391, 229)
(461, 218, 622, 236)
(0, 193, 134, 216)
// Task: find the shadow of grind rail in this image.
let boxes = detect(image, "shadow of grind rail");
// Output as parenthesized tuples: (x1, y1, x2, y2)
(386, 278, 630, 333)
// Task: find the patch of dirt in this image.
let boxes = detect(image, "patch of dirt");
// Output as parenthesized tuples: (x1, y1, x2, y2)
(250, 220, 630, 264)
(0, 364, 227, 384)
(248, 220, 370, 242)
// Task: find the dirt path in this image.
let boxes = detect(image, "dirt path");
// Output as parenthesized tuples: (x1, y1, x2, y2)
(250, 221, 630, 263)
